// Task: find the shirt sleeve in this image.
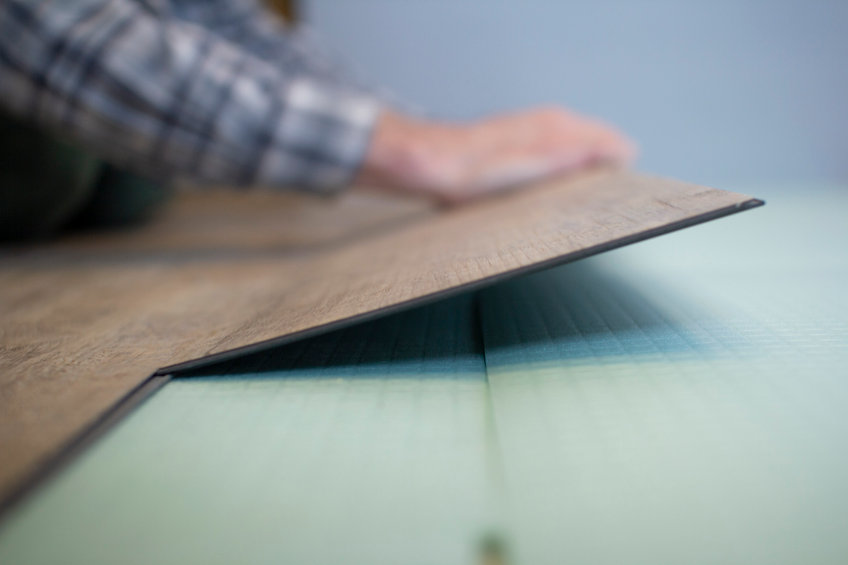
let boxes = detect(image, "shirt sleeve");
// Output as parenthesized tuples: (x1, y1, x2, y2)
(0, 0, 381, 193)
(168, 0, 375, 95)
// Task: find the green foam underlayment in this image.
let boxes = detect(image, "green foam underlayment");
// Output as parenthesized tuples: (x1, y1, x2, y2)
(0, 294, 503, 565)
(2, 183, 847, 565)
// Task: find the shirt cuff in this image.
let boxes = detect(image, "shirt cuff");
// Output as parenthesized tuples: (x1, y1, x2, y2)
(255, 77, 381, 194)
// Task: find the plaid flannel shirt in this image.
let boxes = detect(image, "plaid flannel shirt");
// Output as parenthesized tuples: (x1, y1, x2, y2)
(0, 0, 381, 193)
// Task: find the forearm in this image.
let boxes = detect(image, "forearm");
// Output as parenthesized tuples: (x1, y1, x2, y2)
(0, 0, 380, 192)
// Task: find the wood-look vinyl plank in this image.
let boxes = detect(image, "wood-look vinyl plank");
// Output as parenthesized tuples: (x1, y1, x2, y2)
(0, 171, 761, 503)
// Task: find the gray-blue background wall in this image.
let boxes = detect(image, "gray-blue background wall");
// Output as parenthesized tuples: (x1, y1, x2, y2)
(305, 0, 847, 187)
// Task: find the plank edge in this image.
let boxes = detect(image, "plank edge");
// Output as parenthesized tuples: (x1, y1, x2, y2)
(0, 374, 172, 521)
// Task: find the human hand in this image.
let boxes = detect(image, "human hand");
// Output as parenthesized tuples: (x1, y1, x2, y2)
(356, 107, 636, 205)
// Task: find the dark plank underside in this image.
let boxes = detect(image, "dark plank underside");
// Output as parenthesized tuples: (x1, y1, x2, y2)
(0, 170, 761, 502)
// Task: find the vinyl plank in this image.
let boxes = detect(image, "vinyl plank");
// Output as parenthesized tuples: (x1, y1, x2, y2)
(0, 171, 760, 503)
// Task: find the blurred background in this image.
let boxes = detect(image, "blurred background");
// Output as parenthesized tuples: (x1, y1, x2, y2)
(294, 0, 847, 188)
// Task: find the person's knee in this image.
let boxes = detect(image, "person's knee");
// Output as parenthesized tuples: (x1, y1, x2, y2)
(69, 165, 173, 230)
(0, 113, 100, 241)
(0, 112, 172, 241)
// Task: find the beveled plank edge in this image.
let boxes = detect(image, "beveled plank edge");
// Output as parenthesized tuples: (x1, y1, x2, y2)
(0, 374, 172, 522)
(160, 197, 765, 375)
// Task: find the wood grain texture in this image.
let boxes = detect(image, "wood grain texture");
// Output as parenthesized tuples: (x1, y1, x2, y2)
(0, 170, 761, 503)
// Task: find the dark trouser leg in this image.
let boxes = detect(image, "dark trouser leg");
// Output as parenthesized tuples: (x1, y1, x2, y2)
(69, 165, 173, 230)
(0, 114, 100, 241)
(0, 112, 172, 241)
